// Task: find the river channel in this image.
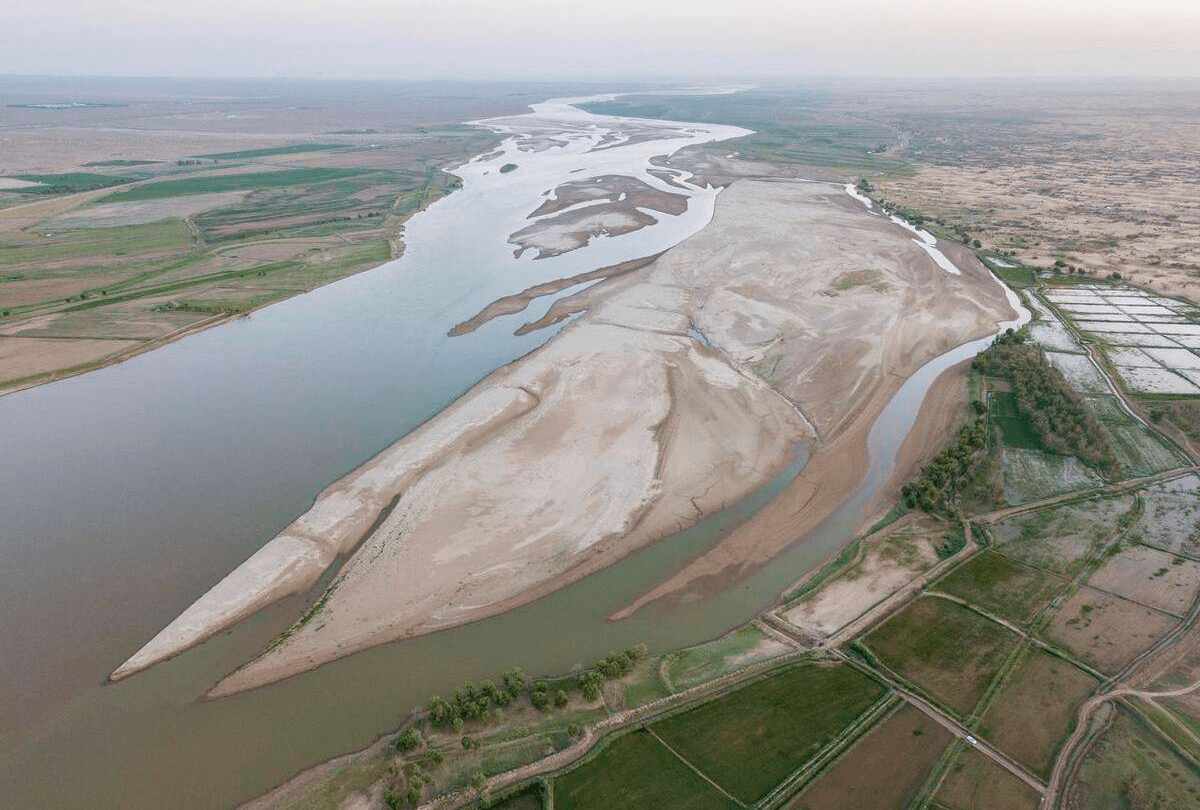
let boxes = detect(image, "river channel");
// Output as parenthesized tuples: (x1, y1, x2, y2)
(0, 93, 1023, 810)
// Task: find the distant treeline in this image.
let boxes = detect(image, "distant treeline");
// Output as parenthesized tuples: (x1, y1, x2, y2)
(973, 330, 1118, 475)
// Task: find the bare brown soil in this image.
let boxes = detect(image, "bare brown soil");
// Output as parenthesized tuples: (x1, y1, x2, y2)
(1087, 544, 1200, 618)
(935, 747, 1043, 810)
(785, 705, 951, 810)
(1046, 585, 1180, 674)
(978, 649, 1100, 777)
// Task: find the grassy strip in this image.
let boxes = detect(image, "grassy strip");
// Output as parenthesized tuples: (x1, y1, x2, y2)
(100, 168, 366, 201)
(193, 143, 349, 160)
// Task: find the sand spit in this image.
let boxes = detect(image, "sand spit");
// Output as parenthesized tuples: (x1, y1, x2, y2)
(116, 173, 1010, 694)
(448, 252, 664, 337)
(209, 238, 813, 694)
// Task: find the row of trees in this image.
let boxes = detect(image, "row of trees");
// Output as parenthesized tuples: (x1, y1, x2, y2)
(901, 416, 989, 516)
(425, 646, 648, 731)
(972, 331, 1119, 475)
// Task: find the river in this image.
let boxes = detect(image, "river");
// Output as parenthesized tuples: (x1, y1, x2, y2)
(0, 92, 1023, 810)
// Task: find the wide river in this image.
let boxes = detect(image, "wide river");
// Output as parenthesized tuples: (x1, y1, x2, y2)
(0, 93, 1024, 810)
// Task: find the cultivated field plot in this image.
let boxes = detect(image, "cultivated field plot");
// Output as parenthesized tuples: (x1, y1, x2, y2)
(663, 625, 792, 693)
(1068, 708, 1200, 810)
(976, 648, 1099, 777)
(1087, 544, 1200, 617)
(1081, 393, 1129, 422)
(1101, 422, 1183, 478)
(784, 520, 944, 636)
(990, 391, 1043, 450)
(784, 705, 950, 810)
(1044, 585, 1179, 673)
(864, 597, 1020, 716)
(1046, 352, 1110, 393)
(1132, 474, 1200, 558)
(1045, 285, 1200, 398)
(935, 551, 1068, 625)
(1028, 320, 1079, 353)
(1111, 365, 1200, 395)
(933, 747, 1043, 810)
(650, 663, 886, 805)
(991, 495, 1131, 576)
(1000, 447, 1102, 505)
(489, 787, 543, 810)
(553, 728, 738, 810)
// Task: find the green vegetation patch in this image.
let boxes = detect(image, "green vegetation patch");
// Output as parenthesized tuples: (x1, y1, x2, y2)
(935, 551, 1068, 625)
(785, 705, 951, 810)
(7, 171, 135, 194)
(82, 159, 161, 167)
(100, 168, 366, 202)
(193, 143, 350, 160)
(486, 785, 544, 810)
(976, 648, 1099, 777)
(1100, 421, 1183, 478)
(934, 746, 1043, 810)
(665, 625, 789, 692)
(864, 596, 1020, 716)
(1070, 706, 1200, 810)
(974, 333, 1118, 475)
(651, 663, 885, 804)
(553, 729, 737, 810)
(990, 391, 1044, 450)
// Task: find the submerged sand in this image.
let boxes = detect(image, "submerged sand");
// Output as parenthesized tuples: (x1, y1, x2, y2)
(114, 175, 1012, 694)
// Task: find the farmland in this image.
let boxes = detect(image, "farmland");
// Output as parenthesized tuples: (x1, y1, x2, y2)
(0, 81, 525, 392)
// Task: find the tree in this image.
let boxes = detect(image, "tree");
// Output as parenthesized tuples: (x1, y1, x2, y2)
(470, 771, 488, 793)
(393, 726, 422, 752)
(553, 689, 569, 708)
(530, 689, 550, 711)
(501, 667, 526, 698)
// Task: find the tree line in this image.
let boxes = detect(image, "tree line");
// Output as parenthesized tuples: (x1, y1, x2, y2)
(972, 330, 1119, 475)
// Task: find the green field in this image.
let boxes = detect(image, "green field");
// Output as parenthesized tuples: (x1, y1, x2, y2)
(193, 144, 349, 160)
(865, 597, 1020, 716)
(99, 168, 366, 202)
(1101, 422, 1183, 478)
(7, 171, 135, 193)
(991, 391, 1044, 450)
(664, 625, 790, 692)
(935, 551, 1068, 625)
(651, 663, 885, 804)
(488, 786, 543, 810)
(553, 729, 738, 810)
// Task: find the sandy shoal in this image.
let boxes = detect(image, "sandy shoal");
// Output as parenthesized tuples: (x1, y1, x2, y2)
(115, 175, 1013, 695)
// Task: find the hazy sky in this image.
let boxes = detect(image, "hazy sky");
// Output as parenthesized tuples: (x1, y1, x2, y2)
(3, 0, 1199, 79)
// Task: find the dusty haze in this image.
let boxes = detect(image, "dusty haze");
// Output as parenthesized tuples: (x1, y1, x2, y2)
(2, 0, 1198, 80)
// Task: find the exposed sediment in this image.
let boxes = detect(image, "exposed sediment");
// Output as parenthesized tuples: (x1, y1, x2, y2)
(115, 173, 1013, 694)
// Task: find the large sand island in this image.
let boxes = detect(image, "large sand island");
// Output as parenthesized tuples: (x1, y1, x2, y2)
(112, 160, 1013, 694)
